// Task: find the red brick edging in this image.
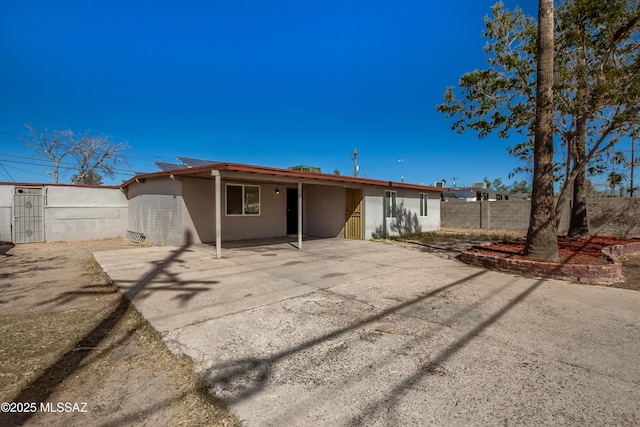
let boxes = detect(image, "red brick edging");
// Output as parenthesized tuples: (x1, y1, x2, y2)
(459, 242, 640, 284)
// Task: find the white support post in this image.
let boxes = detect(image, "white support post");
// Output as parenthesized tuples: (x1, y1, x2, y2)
(212, 170, 222, 259)
(298, 181, 303, 249)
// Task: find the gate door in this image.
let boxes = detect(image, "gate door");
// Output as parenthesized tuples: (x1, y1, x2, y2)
(13, 187, 44, 243)
(345, 188, 363, 240)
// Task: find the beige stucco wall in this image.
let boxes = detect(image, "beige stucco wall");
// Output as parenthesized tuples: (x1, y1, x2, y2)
(222, 181, 287, 241)
(182, 178, 216, 243)
(125, 175, 441, 245)
(304, 184, 346, 238)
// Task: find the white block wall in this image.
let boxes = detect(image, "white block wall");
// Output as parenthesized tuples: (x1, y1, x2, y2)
(0, 185, 12, 242)
(0, 183, 128, 242)
(44, 186, 128, 241)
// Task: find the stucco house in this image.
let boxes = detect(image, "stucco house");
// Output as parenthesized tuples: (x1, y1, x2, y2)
(1, 162, 443, 254)
(121, 162, 443, 257)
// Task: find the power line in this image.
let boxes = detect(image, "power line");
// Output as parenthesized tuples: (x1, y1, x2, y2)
(0, 163, 15, 182)
(0, 161, 49, 178)
(0, 131, 175, 163)
(0, 153, 139, 173)
(0, 155, 137, 177)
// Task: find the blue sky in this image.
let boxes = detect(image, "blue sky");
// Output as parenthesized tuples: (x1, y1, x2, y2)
(0, 0, 540, 186)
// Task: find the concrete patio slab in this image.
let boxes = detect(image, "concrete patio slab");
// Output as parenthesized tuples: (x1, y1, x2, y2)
(94, 238, 640, 426)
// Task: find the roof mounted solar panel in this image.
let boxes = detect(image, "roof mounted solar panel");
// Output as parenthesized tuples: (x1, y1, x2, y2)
(154, 161, 186, 171)
(176, 156, 221, 167)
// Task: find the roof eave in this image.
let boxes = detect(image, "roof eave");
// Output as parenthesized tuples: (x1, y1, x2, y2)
(120, 162, 444, 192)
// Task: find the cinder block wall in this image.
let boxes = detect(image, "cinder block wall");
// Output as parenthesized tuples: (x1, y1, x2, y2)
(0, 183, 128, 242)
(441, 198, 638, 235)
(485, 201, 531, 230)
(441, 202, 483, 229)
(44, 186, 128, 241)
(127, 178, 186, 245)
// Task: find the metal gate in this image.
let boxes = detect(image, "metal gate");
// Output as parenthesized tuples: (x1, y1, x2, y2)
(13, 187, 44, 243)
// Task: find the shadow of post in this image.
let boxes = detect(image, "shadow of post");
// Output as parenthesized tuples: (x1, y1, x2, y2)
(0, 231, 196, 426)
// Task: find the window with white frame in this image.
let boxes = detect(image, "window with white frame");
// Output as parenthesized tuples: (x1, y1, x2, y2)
(385, 190, 397, 218)
(226, 184, 260, 215)
(420, 193, 428, 216)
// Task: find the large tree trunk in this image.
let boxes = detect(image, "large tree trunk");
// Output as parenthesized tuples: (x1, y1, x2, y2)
(568, 117, 589, 237)
(567, 33, 590, 238)
(525, 0, 559, 260)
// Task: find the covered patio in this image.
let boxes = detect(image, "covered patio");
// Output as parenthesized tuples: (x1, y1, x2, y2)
(122, 162, 442, 253)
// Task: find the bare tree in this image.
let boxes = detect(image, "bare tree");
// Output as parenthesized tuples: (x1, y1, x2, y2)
(525, 0, 559, 260)
(24, 124, 128, 184)
(24, 125, 75, 184)
(71, 170, 103, 185)
(69, 133, 127, 184)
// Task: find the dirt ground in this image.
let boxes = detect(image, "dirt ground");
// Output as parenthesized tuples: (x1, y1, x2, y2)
(619, 253, 640, 291)
(0, 239, 239, 427)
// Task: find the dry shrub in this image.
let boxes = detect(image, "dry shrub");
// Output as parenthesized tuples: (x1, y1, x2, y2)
(590, 196, 640, 239)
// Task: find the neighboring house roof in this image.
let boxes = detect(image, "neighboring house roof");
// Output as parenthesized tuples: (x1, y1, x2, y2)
(443, 187, 525, 201)
(121, 162, 444, 192)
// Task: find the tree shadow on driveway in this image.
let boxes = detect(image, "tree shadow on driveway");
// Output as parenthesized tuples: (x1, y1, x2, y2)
(199, 269, 514, 405)
(196, 267, 547, 425)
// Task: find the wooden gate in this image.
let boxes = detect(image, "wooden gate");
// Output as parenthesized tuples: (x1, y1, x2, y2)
(345, 188, 362, 240)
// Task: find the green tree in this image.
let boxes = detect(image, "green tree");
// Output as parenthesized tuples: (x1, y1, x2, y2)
(492, 177, 509, 192)
(607, 171, 625, 195)
(509, 179, 532, 197)
(437, 0, 640, 239)
(557, 0, 639, 236)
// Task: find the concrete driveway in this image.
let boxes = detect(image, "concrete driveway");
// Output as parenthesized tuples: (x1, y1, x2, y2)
(94, 238, 640, 426)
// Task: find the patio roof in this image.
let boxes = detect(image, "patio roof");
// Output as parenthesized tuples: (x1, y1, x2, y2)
(121, 162, 444, 192)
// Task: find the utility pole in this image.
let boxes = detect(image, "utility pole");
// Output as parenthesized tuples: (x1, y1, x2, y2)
(350, 148, 359, 177)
